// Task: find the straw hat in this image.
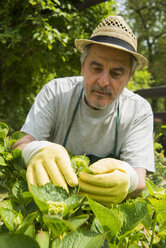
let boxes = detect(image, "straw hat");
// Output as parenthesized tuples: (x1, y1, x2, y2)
(75, 15, 148, 70)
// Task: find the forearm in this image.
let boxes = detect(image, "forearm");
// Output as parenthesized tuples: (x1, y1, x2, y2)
(127, 167, 146, 198)
(12, 134, 35, 150)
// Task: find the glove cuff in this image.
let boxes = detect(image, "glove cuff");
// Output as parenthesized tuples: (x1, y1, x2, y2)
(22, 141, 53, 166)
(121, 161, 138, 193)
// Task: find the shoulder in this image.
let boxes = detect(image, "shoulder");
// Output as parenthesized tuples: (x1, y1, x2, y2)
(121, 88, 153, 113)
(45, 76, 83, 94)
(38, 76, 83, 107)
(119, 88, 153, 125)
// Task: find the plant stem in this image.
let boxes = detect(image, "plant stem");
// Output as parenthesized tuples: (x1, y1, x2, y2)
(149, 210, 157, 248)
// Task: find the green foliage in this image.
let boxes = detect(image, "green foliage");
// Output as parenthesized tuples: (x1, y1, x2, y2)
(0, 122, 166, 247)
(121, 0, 166, 85)
(119, 0, 166, 121)
(148, 131, 166, 188)
(0, 0, 116, 132)
(127, 66, 154, 91)
(71, 155, 93, 175)
(0, 233, 40, 248)
(0, 122, 26, 190)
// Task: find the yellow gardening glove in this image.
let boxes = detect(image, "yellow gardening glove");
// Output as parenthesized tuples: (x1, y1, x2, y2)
(78, 158, 138, 206)
(23, 141, 78, 192)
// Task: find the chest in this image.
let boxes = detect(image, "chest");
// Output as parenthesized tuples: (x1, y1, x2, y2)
(52, 101, 118, 156)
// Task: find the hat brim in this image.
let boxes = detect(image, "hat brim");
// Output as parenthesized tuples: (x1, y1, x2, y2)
(75, 39, 148, 70)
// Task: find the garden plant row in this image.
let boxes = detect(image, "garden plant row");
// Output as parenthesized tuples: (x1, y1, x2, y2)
(0, 122, 166, 248)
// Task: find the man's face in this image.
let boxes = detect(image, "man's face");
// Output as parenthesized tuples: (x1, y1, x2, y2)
(81, 44, 132, 109)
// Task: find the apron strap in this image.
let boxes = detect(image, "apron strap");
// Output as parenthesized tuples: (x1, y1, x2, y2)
(111, 100, 120, 157)
(63, 88, 84, 147)
(63, 88, 120, 160)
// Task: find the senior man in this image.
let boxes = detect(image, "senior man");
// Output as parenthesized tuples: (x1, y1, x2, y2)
(13, 15, 155, 206)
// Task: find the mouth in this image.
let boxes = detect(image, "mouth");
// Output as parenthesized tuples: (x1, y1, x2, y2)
(93, 89, 112, 96)
(95, 90, 107, 95)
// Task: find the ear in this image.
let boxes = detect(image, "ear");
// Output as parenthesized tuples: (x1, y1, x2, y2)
(130, 71, 135, 77)
(126, 70, 135, 85)
(81, 62, 84, 76)
(125, 71, 135, 87)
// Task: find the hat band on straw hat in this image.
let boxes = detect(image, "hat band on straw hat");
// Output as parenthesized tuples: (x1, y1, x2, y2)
(90, 35, 136, 52)
(75, 16, 149, 70)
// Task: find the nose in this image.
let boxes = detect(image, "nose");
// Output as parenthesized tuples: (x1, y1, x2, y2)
(97, 71, 110, 88)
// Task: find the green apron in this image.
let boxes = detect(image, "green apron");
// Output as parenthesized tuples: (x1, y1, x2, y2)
(63, 88, 119, 163)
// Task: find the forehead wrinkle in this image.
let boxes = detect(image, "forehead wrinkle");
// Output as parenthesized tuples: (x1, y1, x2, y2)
(89, 59, 125, 73)
(89, 53, 129, 66)
(88, 46, 131, 67)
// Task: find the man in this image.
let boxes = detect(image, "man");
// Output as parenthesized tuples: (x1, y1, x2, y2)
(13, 15, 155, 206)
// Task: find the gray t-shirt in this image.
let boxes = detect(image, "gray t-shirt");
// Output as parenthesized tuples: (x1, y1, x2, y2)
(21, 76, 155, 172)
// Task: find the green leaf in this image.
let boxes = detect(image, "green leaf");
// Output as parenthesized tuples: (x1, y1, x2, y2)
(141, 210, 153, 230)
(148, 198, 166, 213)
(22, 191, 33, 206)
(0, 199, 22, 212)
(30, 183, 69, 212)
(68, 184, 79, 196)
(63, 195, 84, 216)
(10, 131, 25, 141)
(58, 231, 106, 248)
(157, 212, 166, 235)
(128, 245, 140, 248)
(43, 214, 89, 237)
(24, 223, 35, 238)
(33, 183, 68, 201)
(16, 212, 38, 234)
(91, 217, 104, 233)
(0, 155, 7, 166)
(72, 155, 90, 166)
(0, 186, 10, 201)
(71, 155, 90, 174)
(130, 232, 146, 245)
(0, 208, 23, 231)
(30, 188, 48, 212)
(88, 197, 123, 238)
(51, 237, 61, 248)
(36, 231, 49, 248)
(145, 177, 166, 199)
(3, 152, 13, 161)
(43, 215, 69, 237)
(0, 143, 5, 153)
(12, 149, 25, 171)
(67, 214, 89, 230)
(12, 148, 22, 159)
(0, 233, 40, 248)
(0, 122, 9, 139)
(119, 199, 147, 235)
(12, 180, 29, 201)
(20, 169, 27, 181)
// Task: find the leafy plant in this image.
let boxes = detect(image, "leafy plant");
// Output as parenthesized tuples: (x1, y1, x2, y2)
(0, 122, 26, 190)
(148, 131, 166, 188)
(0, 122, 166, 248)
(0, 0, 116, 133)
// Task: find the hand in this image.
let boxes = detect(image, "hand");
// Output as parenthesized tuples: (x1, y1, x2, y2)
(78, 158, 138, 206)
(24, 142, 78, 192)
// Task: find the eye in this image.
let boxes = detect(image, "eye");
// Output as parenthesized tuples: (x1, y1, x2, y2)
(91, 66, 102, 73)
(110, 70, 123, 79)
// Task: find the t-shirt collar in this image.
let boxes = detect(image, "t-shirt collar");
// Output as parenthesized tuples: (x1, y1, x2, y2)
(81, 90, 118, 117)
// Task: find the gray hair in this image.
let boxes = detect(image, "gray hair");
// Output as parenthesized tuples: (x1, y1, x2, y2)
(80, 44, 92, 65)
(81, 44, 138, 76)
(130, 56, 138, 75)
